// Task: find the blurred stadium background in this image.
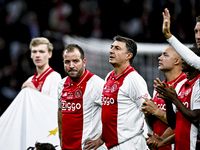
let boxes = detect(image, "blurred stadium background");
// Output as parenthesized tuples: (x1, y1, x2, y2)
(0, 0, 199, 115)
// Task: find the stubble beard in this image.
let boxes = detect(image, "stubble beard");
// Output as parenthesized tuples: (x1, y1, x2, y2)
(65, 66, 85, 80)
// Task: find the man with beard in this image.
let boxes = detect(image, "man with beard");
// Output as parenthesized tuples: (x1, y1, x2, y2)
(57, 44, 107, 150)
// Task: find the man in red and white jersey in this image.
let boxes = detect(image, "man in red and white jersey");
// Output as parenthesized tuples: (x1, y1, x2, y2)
(141, 45, 187, 150)
(21, 37, 61, 98)
(155, 46, 200, 150)
(99, 35, 151, 149)
(162, 8, 200, 71)
(57, 44, 107, 150)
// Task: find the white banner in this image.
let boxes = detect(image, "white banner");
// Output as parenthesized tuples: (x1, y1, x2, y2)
(0, 88, 61, 150)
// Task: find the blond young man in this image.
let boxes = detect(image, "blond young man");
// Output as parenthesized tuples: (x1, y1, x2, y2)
(21, 37, 61, 98)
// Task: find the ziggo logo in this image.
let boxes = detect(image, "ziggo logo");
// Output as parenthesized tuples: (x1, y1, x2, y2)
(61, 101, 82, 111)
(102, 96, 115, 105)
(154, 102, 166, 111)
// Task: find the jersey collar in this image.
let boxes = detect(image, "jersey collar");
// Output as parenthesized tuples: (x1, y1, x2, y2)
(110, 65, 134, 80)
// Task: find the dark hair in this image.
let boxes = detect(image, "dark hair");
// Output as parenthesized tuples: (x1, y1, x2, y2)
(35, 142, 57, 150)
(189, 44, 200, 57)
(196, 16, 200, 22)
(63, 44, 84, 59)
(113, 35, 137, 64)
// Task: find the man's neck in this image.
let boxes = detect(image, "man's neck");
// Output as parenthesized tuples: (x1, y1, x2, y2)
(36, 65, 50, 77)
(113, 63, 129, 76)
(165, 70, 182, 83)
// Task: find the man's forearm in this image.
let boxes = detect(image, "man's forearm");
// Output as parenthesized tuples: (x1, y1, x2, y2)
(160, 127, 174, 139)
(167, 35, 200, 70)
(153, 108, 168, 125)
(158, 134, 175, 148)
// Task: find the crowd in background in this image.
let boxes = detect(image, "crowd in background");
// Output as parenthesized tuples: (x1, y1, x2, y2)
(0, 0, 200, 115)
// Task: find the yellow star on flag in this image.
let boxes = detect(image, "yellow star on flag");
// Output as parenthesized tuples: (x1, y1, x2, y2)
(47, 127, 58, 137)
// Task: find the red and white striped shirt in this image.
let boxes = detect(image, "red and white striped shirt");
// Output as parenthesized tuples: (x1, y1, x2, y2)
(58, 69, 105, 150)
(101, 65, 150, 149)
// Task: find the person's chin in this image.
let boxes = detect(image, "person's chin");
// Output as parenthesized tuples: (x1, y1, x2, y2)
(35, 63, 43, 67)
(109, 60, 115, 64)
(158, 66, 163, 70)
(68, 73, 77, 78)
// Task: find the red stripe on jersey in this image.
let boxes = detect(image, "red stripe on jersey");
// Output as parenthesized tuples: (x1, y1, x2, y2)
(60, 69, 94, 150)
(175, 74, 200, 150)
(101, 66, 134, 148)
(31, 67, 54, 91)
(153, 73, 187, 150)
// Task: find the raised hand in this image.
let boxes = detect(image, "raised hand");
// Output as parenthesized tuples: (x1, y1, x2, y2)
(153, 78, 168, 96)
(155, 83, 177, 103)
(162, 8, 172, 39)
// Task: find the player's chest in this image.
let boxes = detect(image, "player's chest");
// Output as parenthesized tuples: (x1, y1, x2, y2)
(178, 86, 193, 109)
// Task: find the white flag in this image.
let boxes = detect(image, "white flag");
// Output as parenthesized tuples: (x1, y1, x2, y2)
(0, 88, 61, 150)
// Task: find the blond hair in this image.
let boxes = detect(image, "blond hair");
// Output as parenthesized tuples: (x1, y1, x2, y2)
(29, 37, 53, 52)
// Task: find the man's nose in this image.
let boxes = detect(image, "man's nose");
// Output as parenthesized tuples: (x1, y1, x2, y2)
(69, 62, 74, 68)
(158, 55, 162, 60)
(109, 47, 114, 53)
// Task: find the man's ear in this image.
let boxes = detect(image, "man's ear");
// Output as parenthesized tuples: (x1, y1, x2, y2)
(48, 51, 53, 59)
(174, 58, 181, 65)
(126, 53, 133, 61)
(83, 58, 86, 67)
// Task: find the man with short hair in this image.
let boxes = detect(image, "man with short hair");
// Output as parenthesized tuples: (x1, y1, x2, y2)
(142, 45, 187, 150)
(162, 8, 200, 70)
(97, 35, 150, 149)
(154, 46, 200, 150)
(57, 44, 107, 150)
(21, 37, 61, 98)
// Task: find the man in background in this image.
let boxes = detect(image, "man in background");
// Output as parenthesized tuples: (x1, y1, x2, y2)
(21, 37, 61, 98)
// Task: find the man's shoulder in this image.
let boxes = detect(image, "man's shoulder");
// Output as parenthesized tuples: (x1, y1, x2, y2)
(88, 74, 104, 86)
(60, 76, 68, 83)
(49, 71, 61, 77)
(26, 75, 34, 82)
(57, 77, 68, 93)
(126, 70, 144, 80)
(46, 71, 62, 81)
(90, 74, 104, 81)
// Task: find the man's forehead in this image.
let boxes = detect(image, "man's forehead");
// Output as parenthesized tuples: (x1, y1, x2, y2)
(195, 22, 200, 29)
(64, 48, 79, 54)
(32, 44, 48, 50)
(64, 50, 81, 58)
(164, 46, 175, 53)
(112, 41, 126, 47)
